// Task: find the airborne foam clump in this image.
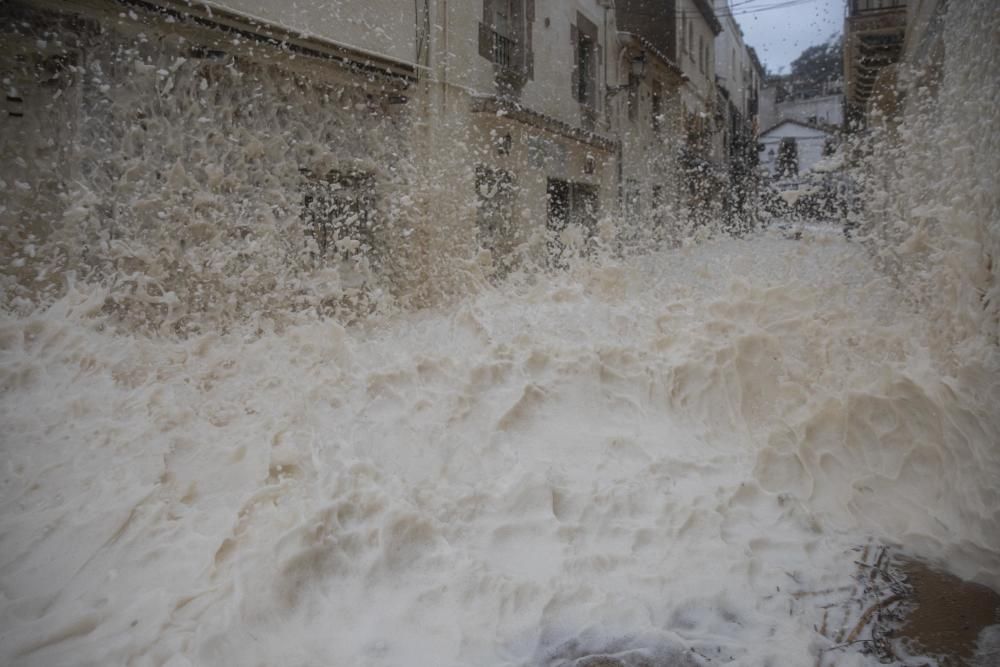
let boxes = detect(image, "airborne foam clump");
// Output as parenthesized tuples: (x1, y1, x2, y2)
(850, 0, 1000, 355)
(3, 234, 998, 666)
(0, 13, 428, 333)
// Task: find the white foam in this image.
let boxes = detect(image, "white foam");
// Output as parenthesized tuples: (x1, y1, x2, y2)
(2, 1, 999, 665)
(2, 231, 998, 666)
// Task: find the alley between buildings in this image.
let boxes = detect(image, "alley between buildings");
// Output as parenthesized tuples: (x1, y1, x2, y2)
(1, 1, 998, 666)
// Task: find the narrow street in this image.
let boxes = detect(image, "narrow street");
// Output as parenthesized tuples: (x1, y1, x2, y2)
(1, 1, 998, 666)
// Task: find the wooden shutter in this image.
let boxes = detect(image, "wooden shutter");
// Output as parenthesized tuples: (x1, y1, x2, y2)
(594, 43, 602, 107)
(524, 0, 534, 79)
(570, 24, 579, 101)
(479, 21, 493, 60)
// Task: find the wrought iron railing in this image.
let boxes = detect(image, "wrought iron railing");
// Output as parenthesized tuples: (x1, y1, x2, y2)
(487, 27, 516, 69)
(850, 0, 906, 15)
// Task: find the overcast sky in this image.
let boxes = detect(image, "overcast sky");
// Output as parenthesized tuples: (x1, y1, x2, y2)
(729, 0, 845, 74)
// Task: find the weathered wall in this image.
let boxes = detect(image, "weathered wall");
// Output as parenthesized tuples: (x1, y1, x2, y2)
(0, 1, 419, 330)
(857, 0, 1000, 350)
(443, 0, 617, 133)
(758, 123, 830, 177)
(617, 61, 686, 244)
(522, 0, 609, 128)
(1, 0, 726, 332)
(616, 0, 677, 59)
(676, 0, 716, 107)
(774, 94, 844, 129)
(415, 0, 620, 274)
(713, 0, 753, 118)
(205, 0, 418, 65)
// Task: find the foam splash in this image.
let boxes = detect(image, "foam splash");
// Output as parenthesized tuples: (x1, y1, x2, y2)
(2, 1, 999, 666)
(2, 232, 998, 666)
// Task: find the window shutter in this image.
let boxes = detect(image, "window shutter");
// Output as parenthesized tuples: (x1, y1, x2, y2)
(479, 21, 493, 60)
(524, 0, 534, 78)
(595, 43, 602, 103)
(570, 24, 579, 101)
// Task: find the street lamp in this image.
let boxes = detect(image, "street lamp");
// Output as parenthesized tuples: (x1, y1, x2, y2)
(607, 51, 647, 97)
(628, 52, 647, 80)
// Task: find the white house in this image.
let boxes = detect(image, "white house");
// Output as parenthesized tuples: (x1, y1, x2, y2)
(759, 84, 844, 133)
(774, 90, 844, 129)
(758, 119, 835, 181)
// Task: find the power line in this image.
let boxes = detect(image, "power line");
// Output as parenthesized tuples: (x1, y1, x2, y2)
(671, 0, 825, 21)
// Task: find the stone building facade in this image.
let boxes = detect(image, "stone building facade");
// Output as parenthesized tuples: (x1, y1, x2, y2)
(2, 0, 758, 324)
(713, 0, 765, 232)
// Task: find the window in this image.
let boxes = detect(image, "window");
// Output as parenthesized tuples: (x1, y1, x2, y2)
(476, 165, 517, 273)
(493, 0, 512, 35)
(302, 169, 378, 264)
(478, 0, 535, 80)
(572, 13, 599, 108)
(688, 22, 694, 61)
(578, 34, 594, 103)
(652, 184, 667, 226)
(627, 74, 639, 122)
(547, 178, 599, 263)
(496, 132, 513, 156)
(652, 184, 665, 209)
(625, 178, 641, 218)
(699, 35, 704, 73)
(651, 79, 663, 134)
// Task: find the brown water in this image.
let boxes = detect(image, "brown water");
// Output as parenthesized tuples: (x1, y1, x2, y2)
(0, 1, 998, 666)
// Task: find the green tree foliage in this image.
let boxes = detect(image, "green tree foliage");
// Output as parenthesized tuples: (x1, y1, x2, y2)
(787, 36, 843, 97)
(777, 138, 799, 178)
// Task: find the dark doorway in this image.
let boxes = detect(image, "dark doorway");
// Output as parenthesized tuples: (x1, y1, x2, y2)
(302, 169, 378, 265)
(475, 165, 517, 275)
(546, 178, 599, 264)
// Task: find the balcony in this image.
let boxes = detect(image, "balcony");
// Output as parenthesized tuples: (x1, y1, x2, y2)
(849, 0, 906, 15)
(844, 0, 907, 118)
(479, 23, 517, 71)
(478, 21, 533, 97)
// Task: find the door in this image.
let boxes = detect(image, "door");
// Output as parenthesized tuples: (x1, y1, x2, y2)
(546, 178, 599, 264)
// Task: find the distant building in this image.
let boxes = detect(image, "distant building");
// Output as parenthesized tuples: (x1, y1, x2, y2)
(674, 0, 723, 125)
(713, 0, 765, 231)
(2, 0, 763, 318)
(673, 0, 723, 223)
(712, 1, 762, 131)
(843, 0, 908, 128)
(758, 120, 836, 182)
(780, 91, 844, 129)
(759, 78, 843, 130)
(614, 0, 692, 241)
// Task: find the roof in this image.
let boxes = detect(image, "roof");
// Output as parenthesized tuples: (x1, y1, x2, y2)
(746, 46, 765, 76)
(617, 31, 685, 81)
(692, 0, 723, 35)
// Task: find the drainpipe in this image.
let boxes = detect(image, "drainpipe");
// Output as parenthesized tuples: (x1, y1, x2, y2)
(441, 0, 448, 109)
(598, 2, 622, 214)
